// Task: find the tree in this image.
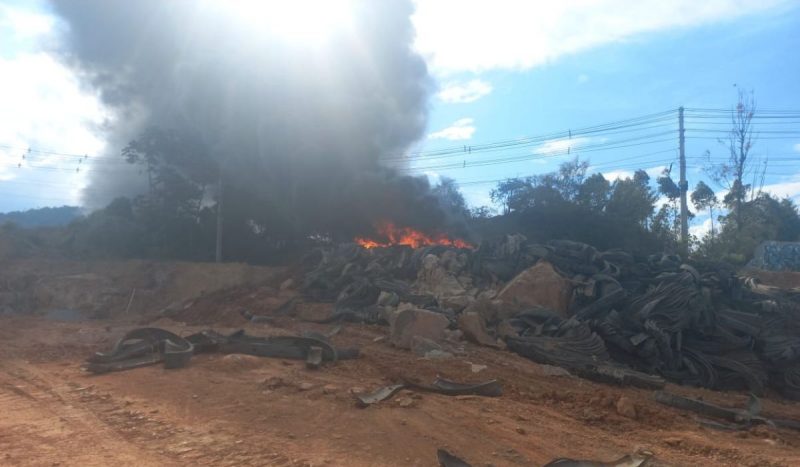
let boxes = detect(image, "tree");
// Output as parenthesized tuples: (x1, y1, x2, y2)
(606, 170, 657, 226)
(491, 177, 530, 214)
(656, 166, 681, 201)
(705, 90, 759, 230)
(490, 158, 590, 213)
(654, 166, 683, 247)
(121, 127, 219, 259)
(469, 205, 495, 219)
(702, 193, 800, 263)
(552, 157, 589, 201)
(691, 181, 719, 242)
(432, 177, 469, 217)
(575, 173, 611, 211)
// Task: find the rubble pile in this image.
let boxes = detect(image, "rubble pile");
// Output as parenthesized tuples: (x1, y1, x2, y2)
(301, 235, 800, 398)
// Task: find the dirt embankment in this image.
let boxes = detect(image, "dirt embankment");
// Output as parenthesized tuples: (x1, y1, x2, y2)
(1, 314, 800, 467)
(1, 259, 800, 466)
(0, 259, 285, 319)
(741, 268, 800, 290)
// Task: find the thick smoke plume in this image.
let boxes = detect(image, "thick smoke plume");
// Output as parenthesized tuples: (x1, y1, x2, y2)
(49, 0, 455, 239)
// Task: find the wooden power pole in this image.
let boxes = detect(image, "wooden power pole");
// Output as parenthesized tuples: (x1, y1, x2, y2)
(678, 106, 689, 253)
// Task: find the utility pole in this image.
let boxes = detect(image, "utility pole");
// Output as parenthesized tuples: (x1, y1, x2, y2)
(215, 170, 223, 263)
(678, 106, 689, 254)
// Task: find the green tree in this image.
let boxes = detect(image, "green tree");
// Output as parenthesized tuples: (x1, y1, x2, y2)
(490, 177, 530, 214)
(576, 173, 611, 211)
(709, 193, 800, 263)
(606, 170, 657, 226)
(469, 205, 495, 219)
(121, 127, 218, 259)
(654, 166, 682, 244)
(490, 158, 589, 213)
(691, 181, 719, 242)
(552, 157, 589, 201)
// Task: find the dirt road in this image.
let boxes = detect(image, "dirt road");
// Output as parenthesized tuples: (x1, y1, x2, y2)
(1, 315, 799, 466)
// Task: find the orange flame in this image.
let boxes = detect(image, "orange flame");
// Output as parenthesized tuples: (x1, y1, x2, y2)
(355, 221, 472, 249)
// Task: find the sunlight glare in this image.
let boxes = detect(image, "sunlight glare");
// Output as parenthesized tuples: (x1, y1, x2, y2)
(218, 0, 354, 45)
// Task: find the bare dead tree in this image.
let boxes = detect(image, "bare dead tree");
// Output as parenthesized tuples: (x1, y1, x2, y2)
(705, 89, 760, 231)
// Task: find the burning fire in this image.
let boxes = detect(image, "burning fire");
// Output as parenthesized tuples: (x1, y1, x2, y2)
(355, 221, 472, 249)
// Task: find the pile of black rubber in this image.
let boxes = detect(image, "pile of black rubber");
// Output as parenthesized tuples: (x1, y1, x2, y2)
(302, 236, 800, 398)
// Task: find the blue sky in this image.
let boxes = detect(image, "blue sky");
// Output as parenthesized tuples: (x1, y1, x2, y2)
(408, 0, 800, 236)
(1, 0, 799, 237)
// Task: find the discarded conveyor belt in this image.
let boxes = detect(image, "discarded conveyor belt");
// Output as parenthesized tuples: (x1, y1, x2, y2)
(85, 327, 359, 374)
(301, 236, 800, 397)
(653, 390, 800, 431)
(436, 447, 653, 467)
(356, 377, 502, 407)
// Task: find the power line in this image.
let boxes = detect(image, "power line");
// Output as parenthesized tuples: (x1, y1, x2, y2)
(382, 109, 681, 161)
(1, 105, 797, 199)
(398, 133, 678, 173)
(383, 120, 678, 164)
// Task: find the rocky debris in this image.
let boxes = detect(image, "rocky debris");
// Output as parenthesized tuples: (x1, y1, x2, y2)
(416, 254, 468, 299)
(305, 346, 323, 369)
(497, 261, 573, 316)
(437, 448, 472, 467)
(301, 236, 800, 398)
(495, 319, 519, 340)
(377, 291, 400, 307)
(410, 335, 443, 355)
(262, 376, 287, 389)
(396, 396, 415, 408)
(439, 294, 474, 313)
(539, 365, 573, 377)
(297, 382, 314, 391)
(424, 350, 455, 360)
(615, 396, 637, 419)
(390, 308, 449, 350)
(457, 312, 502, 348)
(462, 298, 509, 325)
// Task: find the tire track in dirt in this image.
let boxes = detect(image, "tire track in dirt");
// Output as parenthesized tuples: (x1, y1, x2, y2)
(0, 362, 309, 466)
(0, 361, 171, 466)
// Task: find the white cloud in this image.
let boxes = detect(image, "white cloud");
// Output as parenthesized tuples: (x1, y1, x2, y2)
(428, 118, 476, 140)
(760, 176, 800, 203)
(0, 4, 53, 42)
(424, 170, 441, 185)
(533, 136, 592, 156)
(596, 164, 667, 182)
(437, 79, 493, 103)
(602, 170, 635, 181)
(0, 5, 108, 209)
(646, 165, 669, 178)
(690, 217, 713, 238)
(413, 0, 790, 74)
(577, 74, 590, 84)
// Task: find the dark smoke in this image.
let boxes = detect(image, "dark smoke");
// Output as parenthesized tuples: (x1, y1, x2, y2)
(49, 0, 456, 239)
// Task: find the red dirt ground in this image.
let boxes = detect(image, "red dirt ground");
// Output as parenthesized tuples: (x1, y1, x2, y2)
(2, 306, 800, 466)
